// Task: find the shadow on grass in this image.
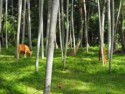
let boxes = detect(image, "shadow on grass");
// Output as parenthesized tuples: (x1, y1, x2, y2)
(0, 77, 27, 94)
(0, 55, 45, 94)
(1, 46, 125, 93)
(51, 64, 125, 93)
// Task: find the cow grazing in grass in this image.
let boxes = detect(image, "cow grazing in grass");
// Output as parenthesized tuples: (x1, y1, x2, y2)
(18, 44, 32, 58)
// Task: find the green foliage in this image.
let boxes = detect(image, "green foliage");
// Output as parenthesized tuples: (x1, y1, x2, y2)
(0, 46, 125, 93)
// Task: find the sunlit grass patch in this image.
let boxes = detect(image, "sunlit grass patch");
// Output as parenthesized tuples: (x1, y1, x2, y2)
(0, 46, 125, 93)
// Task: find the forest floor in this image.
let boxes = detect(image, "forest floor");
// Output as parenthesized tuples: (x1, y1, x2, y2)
(0, 46, 125, 94)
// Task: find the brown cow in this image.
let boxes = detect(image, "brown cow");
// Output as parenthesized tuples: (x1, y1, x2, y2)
(18, 44, 32, 57)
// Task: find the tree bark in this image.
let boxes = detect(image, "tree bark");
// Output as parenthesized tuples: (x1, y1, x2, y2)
(58, 2, 64, 61)
(40, 0, 44, 59)
(21, 0, 26, 44)
(43, 0, 59, 94)
(63, 0, 69, 67)
(0, 0, 3, 52)
(83, 0, 88, 53)
(109, 0, 114, 74)
(101, 0, 106, 65)
(5, 0, 8, 49)
(60, 0, 65, 62)
(16, 0, 22, 62)
(71, 0, 75, 51)
(46, 0, 52, 56)
(98, 0, 105, 65)
(27, 0, 32, 49)
(35, 0, 44, 72)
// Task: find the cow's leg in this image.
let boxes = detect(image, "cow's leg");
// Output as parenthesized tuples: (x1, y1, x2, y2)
(24, 52, 26, 58)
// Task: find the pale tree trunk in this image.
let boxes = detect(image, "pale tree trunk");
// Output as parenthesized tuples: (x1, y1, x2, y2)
(109, 0, 114, 74)
(108, 0, 112, 71)
(98, 0, 105, 65)
(61, 0, 65, 62)
(107, 0, 111, 58)
(35, 0, 44, 72)
(58, 3, 63, 60)
(101, 0, 106, 46)
(21, 0, 26, 44)
(27, 0, 32, 49)
(43, 0, 59, 94)
(5, 0, 8, 49)
(108, 2, 112, 58)
(0, 0, 3, 52)
(68, 19, 72, 48)
(40, 0, 44, 59)
(101, 0, 106, 65)
(46, 0, 52, 55)
(16, 0, 22, 62)
(83, 0, 88, 53)
(71, 0, 75, 51)
(63, 0, 69, 67)
(69, 21, 73, 48)
(107, 1, 111, 45)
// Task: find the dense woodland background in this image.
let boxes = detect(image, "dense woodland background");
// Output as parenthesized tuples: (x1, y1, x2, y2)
(0, 0, 125, 51)
(0, 0, 116, 45)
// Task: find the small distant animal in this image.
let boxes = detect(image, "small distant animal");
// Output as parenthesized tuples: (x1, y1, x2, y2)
(18, 44, 32, 57)
(98, 47, 106, 64)
(57, 83, 62, 89)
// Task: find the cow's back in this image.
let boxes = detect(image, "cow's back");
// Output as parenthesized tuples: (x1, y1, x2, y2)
(24, 45, 30, 52)
(19, 44, 25, 52)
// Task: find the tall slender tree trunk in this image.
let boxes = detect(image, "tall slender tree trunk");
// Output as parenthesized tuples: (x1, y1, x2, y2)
(43, 0, 59, 94)
(27, 0, 32, 49)
(16, 0, 22, 62)
(40, 0, 44, 58)
(61, 0, 65, 62)
(46, 0, 52, 55)
(109, 0, 114, 74)
(83, 0, 88, 53)
(22, 0, 26, 44)
(0, 0, 3, 52)
(71, 0, 75, 51)
(38, 0, 45, 58)
(98, 0, 105, 65)
(58, 2, 64, 61)
(69, 20, 73, 48)
(63, 0, 69, 67)
(5, 0, 8, 49)
(107, 0, 112, 72)
(35, 0, 44, 72)
(101, 0, 106, 65)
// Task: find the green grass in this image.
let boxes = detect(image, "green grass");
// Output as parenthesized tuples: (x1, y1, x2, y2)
(0, 46, 125, 94)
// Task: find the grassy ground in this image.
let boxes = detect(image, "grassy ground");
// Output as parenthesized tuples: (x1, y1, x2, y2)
(0, 46, 125, 94)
